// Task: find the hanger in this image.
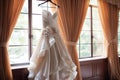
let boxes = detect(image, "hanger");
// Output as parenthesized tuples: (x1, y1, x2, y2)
(37, 0, 60, 8)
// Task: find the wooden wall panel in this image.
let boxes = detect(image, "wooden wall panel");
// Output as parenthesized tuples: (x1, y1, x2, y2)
(12, 68, 28, 80)
(80, 61, 93, 78)
(12, 58, 109, 80)
(80, 58, 109, 80)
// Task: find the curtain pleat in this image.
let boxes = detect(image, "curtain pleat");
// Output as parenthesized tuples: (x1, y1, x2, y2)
(106, 0, 120, 8)
(0, 0, 24, 80)
(52, 0, 90, 80)
(98, 0, 120, 79)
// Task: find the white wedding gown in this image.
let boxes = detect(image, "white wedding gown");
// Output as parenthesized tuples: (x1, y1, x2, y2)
(28, 10, 77, 80)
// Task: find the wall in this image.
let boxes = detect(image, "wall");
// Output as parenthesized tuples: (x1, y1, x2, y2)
(12, 58, 109, 80)
(80, 58, 109, 80)
(12, 68, 28, 80)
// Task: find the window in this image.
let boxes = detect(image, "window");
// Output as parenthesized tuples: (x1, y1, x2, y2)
(77, 0, 104, 58)
(8, 0, 56, 65)
(9, 0, 106, 65)
(8, 0, 29, 65)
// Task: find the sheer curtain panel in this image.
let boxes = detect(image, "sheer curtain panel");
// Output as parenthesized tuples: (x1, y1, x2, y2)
(0, 0, 24, 80)
(98, 0, 120, 79)
(52, 0, 90, 80)
(106, 0, 120, 8)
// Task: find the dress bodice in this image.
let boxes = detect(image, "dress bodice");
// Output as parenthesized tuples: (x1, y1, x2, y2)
(39, 10, 59, 53)
(42, 10, 58, 31)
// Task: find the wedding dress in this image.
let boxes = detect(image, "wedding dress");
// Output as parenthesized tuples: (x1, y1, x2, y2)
(28, 10, 77, 80)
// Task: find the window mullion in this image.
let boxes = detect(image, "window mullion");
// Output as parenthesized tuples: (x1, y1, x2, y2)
(90, 6, 93, 57)
(28, 0, 32, 59)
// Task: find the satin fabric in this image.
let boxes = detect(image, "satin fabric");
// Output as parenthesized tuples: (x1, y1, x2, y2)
(28, 10, 77, 80)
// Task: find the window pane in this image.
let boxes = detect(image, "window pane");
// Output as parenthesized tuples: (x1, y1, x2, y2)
(15, 14, 28, 28)
(92, 7, 102, 32)
(93, 20, 102, 30)
(93, 8, 100, 20)
(118, 39, 120, 44)
(82, 19, 91, 30)
(90, 0, 98, 5)
(9, 30, 28, 45)
(118, 44, 120, 55)
(32, 30, 42, 46)
(21, 0, 28, 13)
(8, 46, 29, 64)
(93, 31, 103, 43)
(76, 45, 80, 58)
(118, 33, 120, 40)
(119, 12, 120, 17)
(32, 15, 43, 29)
(32, 0, 47, 14)
(79, 6, 91, 58)
(80, 31, 91, 43)
(93, 43, 104, 57)
(32, 0, 42, 14)
(80, 44, 91, 58)
(86, 7, 90, 18)
(32, 46, 37, 54)
(118, 24, 120, 31)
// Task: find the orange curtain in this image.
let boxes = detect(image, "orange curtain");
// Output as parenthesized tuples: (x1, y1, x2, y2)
(0, 0, 24, 80)
(52, 0, 90, 80)
(106, 0, 120, 8)
(98, 0, 120, 79)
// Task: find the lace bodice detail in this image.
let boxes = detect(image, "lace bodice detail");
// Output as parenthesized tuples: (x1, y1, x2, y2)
(42, 10, 58, 32)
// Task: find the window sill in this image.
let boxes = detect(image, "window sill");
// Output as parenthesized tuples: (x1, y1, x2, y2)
(79, 56, 107, 62)
(11, 64, 29, 70)
(11, 57, 107, 69)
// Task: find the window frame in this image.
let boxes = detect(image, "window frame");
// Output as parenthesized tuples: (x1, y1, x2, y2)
(78, 5, 104, 59)
(10, 0, 106, 66)
(10, 0, 55, 66)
